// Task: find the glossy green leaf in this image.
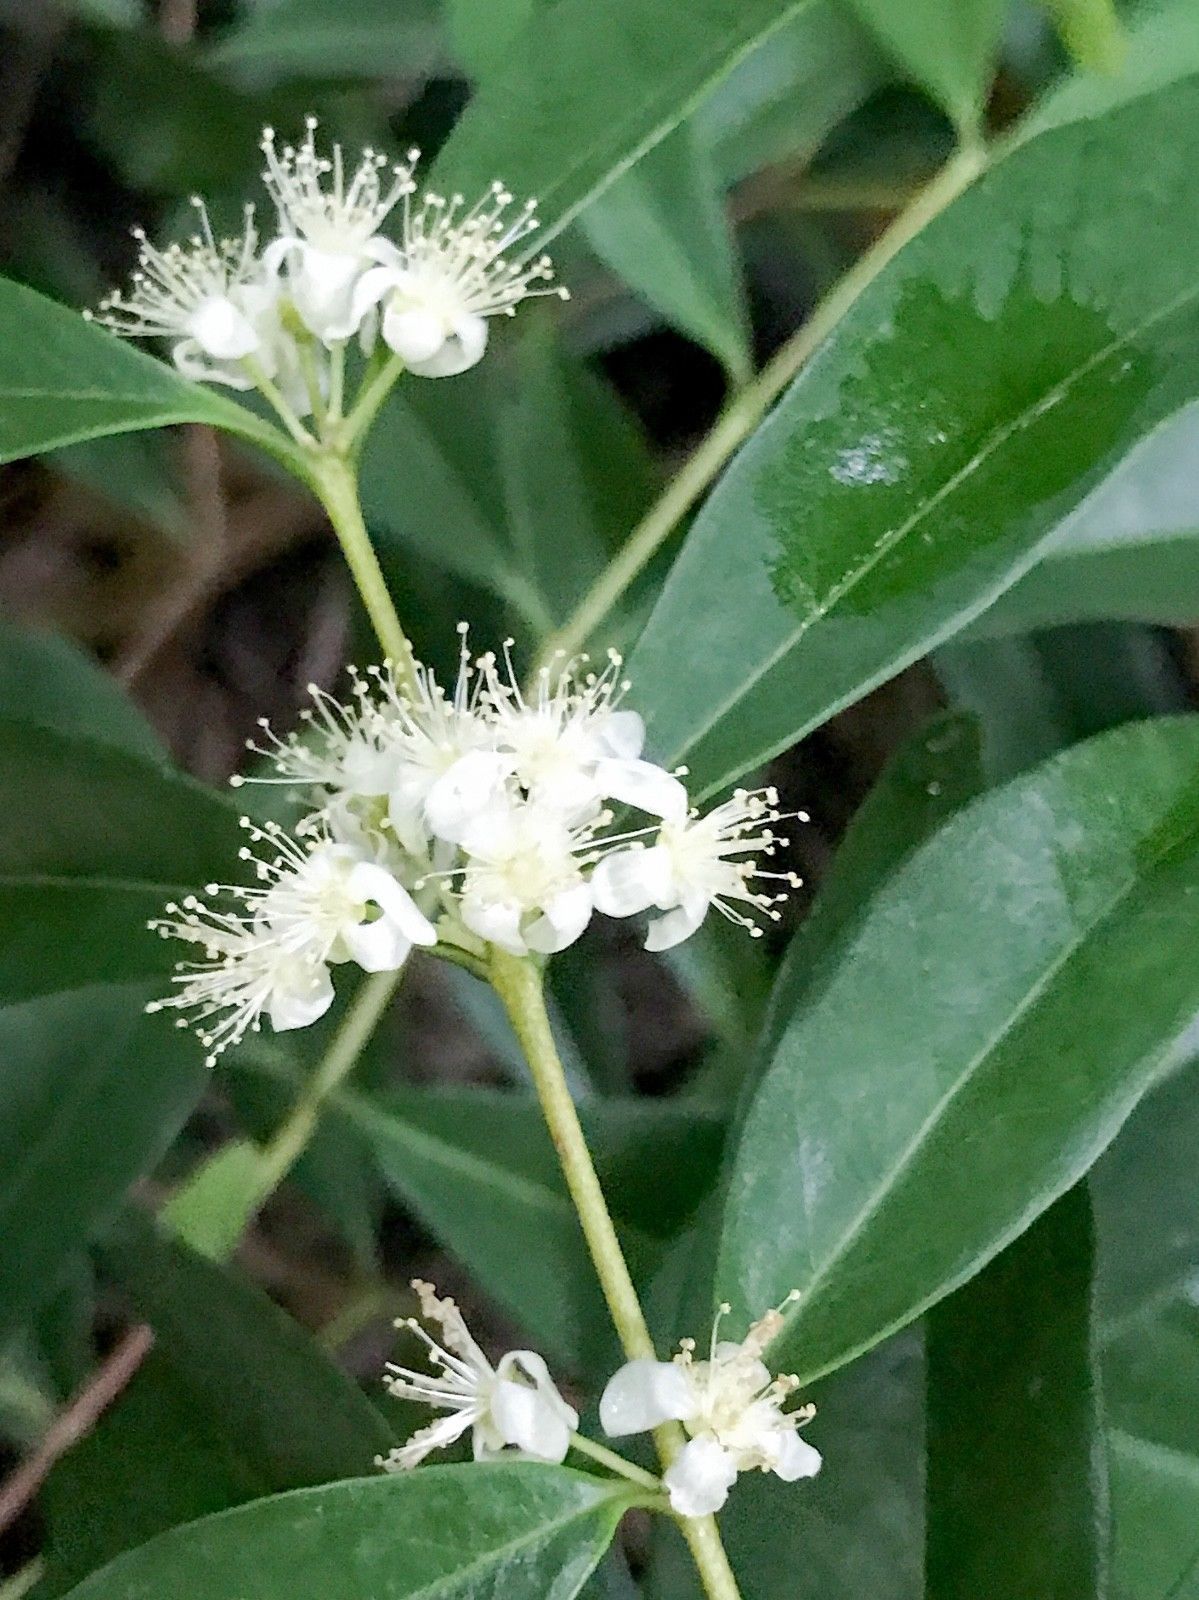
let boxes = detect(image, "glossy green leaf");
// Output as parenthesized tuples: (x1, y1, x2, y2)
(98, 1209, 395, 1486)
(0, 987, 205, 1344)
(336, 1082, 723, 1372)
(629, 80, 1199, 800)
(1109, 1431, 1199, 1600)
(1092, 1057, 1199, 1341)
(584, 125, 751, 379)
(719, 717, 1199, 1382)
(847, 0, 1005, 132)
(936, 623, 1186, 783)
(41, 1212, 400, 1595)
(926, 1186, 1106, 1600)
(445, 0, 539, 78)
(972, 405, 1199, 636)
(697, 0, 886, 186)
(430, 0, 818, 244)
(47, 432, 189, 539)
(207, 0, 445, 80)
(38, 1351, 266, 1599)
(0, 277, 287, 466)
(1104, 1297, 1199, 1598)
(60, 1466, 630, 1600)
(764, 710, 986, 1057)
(0, 621, 162, 759)
(646, 1333, 923, 1600)
(0, 721, 242, 1003)
(1023, 0, 1197, 138)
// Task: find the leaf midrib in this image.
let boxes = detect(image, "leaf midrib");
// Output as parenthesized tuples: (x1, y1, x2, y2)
(763, 755, 1199, 1360)
(674, 273, 1199, 795)
(438, 0, 816, 241)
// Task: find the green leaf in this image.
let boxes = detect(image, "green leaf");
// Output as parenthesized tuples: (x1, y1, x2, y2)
(1091, 1057, 1199, 1342)
(46, 432, 189, 540)
(926, 1186, 1106, 1600)
(0, 621, 163, 759)
(1109, 1431, 1199, 1600)
(430, 0, 820, 244)
(162, 1141, 268, 1262)
(583, 124, 751, 379)
(936, 623, 1186, 783)
(0, 986, 205, 1344)
(207, 0, 445, 81)
(719, 717, 1199, 1382)
(1022, 0, 1196, 138)
(763, 709, 986, 1057)
(60, 1466, 630, 1600)
(41, 1208, 396, 1594)
(646, 1333, 924, 1600)
(0, 277, 287, 466)
(445, 0, 542, 79)
(335, 1082, 723, 1372)
(0, 720, 242, 1004)
(38, 1350, 267, 1598)
(972, 405, 1199, 636)
(1039, 0, 1126, 74)
(846, 0, 1005, 133)
(629, 79, 1199, 800)
(696, 0, 887, 186)
(98, 1209, 395, 1485)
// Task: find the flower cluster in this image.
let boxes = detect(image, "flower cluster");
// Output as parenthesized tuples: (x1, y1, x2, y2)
(87, 117, 566, 401)
(379, 1283, 820, 1519)
(147, 633, 803, 1064)
(600, 1295, 821, 1516)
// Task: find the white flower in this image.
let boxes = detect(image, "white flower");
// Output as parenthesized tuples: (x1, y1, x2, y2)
(591, 788, 805, 951)
(600, 1297, 820, 1518)
(378, 1280, 577, 1469)
(453, 797, 600, 956)
(260, 118, 412, 344)
(87, 200, 276, 390)
(350, 171, 568, 377)
(147, 819, 435, 1063)
(469, 643, 689, 824)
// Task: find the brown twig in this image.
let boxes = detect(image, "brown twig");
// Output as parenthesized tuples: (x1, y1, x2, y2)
(0, 1324, 154, 1535)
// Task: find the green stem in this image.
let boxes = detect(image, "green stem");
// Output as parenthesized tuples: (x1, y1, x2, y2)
(240, 355, 316, 448)
(340, 349, 406, 456)
(250, 969, 400, 1203)
(311, 453, 419, 685)
(488, 949, 742, 1600)
(328, 340, 347, 425)
(569, 1432, 663, 1493)
(535, 143, 987, 671)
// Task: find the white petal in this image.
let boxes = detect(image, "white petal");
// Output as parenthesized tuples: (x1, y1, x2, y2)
(461, 894, 526, 954)
(770, 1430, 823, 1482)
(382, 303, 450, 365)
(171, 340, 254, 391)
(597, 710, 645, 761)
(186, 295, 260, 360)
(268, 965, 335, 1031)
(594, 758, 688, 820)
(290, 246, 364, 341)
(525, 884, 592, 954)
(663, 1438, 739, 1518)
(425, 751, 512, 844)
(347, 861, 438, 948)
(599, 1358, 696, 1437)
(407, 314, 488, 378)
(591, 846, 675, 920)
(349, 264, 403, 328)
(340, 917, 410, 972)
(490, 1353, 578, 1462)
(644, 897, 709, 952)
